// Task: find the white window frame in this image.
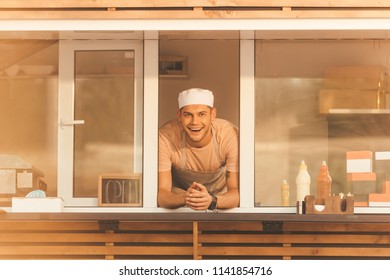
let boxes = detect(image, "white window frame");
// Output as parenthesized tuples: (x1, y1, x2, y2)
(1, 19, 390, 213)
(57, 39, 143, 206)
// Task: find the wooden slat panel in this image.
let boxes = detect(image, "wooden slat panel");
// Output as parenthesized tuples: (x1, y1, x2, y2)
(30, 10, 390, 20)
(198, 221, 390, 259)
(199, 246, 390, 257)
(119, 221, 193, 231)
(284, 222, 390, 232)
(0, 221, 99, 231)
(0, 0, 214, 8)
(198, 221, 263, 231)
(292, 247, 390, 257)
(0, 220, 390, 259)
(1, 0, 390, 8)
(199, 233, 390, 244)
(0, 246, 193, 256)
(3, 9, 390, 20)
(0, 233, 105, 242)
(0, 233, 193, 243)
(115, 234, 192, 243)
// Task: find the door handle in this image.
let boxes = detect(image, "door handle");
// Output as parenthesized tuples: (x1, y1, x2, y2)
(60, 118, 85, 129)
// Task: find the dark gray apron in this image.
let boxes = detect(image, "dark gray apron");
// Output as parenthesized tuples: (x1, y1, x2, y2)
(172, 126, 227, 194)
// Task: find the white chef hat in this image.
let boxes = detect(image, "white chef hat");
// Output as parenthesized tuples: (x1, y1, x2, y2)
(178, 88, 214, 109)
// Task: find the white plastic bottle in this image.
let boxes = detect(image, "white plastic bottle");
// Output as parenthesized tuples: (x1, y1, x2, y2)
(296, 160, 311, 203)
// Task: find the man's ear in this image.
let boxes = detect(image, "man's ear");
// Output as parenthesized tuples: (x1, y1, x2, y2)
(211, 107, 217, 120)
(177, 109, 183, 127)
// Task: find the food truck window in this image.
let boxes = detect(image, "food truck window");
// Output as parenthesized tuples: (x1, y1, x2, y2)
(255, 37, 390, 207)
(158, 31, 240, 207)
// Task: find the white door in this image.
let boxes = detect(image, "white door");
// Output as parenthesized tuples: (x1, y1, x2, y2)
(58, 40, 143, 206)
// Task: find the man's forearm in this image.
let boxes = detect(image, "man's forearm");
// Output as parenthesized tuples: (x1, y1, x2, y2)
(215, 188, 239, 209)
(157, 190, 186, 209)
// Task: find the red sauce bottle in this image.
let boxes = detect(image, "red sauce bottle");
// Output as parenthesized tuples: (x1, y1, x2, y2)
(317, 160, 332, 199)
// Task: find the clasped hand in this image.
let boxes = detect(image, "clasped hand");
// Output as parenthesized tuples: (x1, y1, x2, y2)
(185, 182, 212, 211)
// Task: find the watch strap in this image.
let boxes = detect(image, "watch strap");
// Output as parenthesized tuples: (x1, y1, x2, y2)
(208, 192, 218, 210)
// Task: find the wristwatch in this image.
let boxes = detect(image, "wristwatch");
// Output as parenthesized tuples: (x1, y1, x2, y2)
(208, 192, 218, 211)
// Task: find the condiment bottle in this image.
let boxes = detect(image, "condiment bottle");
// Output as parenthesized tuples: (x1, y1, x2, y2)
(296, 160, 311, 203)
(317, 160, 332, 199)
(281, 179, 289, 206)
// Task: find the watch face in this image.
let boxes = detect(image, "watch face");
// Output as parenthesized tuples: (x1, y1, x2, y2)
(208, 193, 218, 210)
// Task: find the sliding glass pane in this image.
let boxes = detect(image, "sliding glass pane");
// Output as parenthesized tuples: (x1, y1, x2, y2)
(255, 39, 390, 207)
(73, 50, 135, 198)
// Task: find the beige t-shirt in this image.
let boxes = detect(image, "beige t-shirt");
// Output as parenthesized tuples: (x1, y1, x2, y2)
(158, 118, 239, 173)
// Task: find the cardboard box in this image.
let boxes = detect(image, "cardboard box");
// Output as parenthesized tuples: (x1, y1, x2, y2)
(346, 151, 373, 173)
(375, 151, 390, 160)
(354, 201, 369, 207)
(17, 172, 33, 188)
(346, 151, 372, 160)
(371, 193, 390, 202)
(381, 181, 390, 193)
(346, 159, 373, 173)
(369, 181, 390, 203)
(323, 77, 384, 90)
(347, 172, 376, 182)
(368, 181, 390, 207)
(354, 194, 369, 207)
(320, 65, 388, 113)
(12, 197, 63, 212)
(319, 89, 384, 114)
(0, 169, 16, 194)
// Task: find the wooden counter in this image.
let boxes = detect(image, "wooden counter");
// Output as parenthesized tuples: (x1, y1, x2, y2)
(1, 212, 390, 260)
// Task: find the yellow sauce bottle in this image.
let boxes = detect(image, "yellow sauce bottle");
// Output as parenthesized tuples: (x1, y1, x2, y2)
(281, 179, 289, 206)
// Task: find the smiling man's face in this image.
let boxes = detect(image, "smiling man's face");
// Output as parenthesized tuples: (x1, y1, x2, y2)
(178, 104, 217, 148)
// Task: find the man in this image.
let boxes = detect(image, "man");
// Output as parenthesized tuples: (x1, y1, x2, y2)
(158, 88, 239, 210)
